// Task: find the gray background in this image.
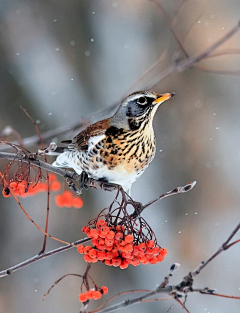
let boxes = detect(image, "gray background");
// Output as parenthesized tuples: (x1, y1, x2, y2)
(1, 0, 240, 312)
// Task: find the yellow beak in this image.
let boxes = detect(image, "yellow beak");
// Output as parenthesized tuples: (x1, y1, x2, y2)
(153, 92, 175, 105)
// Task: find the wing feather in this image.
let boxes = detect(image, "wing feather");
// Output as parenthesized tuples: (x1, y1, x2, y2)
(62, 119, 109, 151)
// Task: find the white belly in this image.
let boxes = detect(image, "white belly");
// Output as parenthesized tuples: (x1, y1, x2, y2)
(53, 151, 146, 192)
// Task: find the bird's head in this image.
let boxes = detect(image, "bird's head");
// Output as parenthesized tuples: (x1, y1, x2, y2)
(111, 91, 175, 130)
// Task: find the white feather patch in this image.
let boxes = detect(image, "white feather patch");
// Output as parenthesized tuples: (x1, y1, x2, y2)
(88, 134, 106, 150)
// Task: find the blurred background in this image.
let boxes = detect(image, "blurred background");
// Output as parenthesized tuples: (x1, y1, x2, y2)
(1, 0, 240, 312)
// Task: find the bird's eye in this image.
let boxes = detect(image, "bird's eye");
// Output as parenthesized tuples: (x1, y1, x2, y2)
(137, 97, 147, 105)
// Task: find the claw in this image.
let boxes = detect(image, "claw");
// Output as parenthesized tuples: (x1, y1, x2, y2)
(79, 171, 89, 193)
(65, 176, 82, 194)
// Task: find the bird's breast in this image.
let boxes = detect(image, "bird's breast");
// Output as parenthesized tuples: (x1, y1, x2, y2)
(98, 127, 156, 174)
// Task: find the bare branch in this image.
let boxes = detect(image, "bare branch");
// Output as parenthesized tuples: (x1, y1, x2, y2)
(43, 273, 82, 300)
(145, 20, 240, 90)
(188, 222, 240, 278)
(0, 237, 90, 278)
(143, 181, 196, 210)
(150, 0, 189, 58)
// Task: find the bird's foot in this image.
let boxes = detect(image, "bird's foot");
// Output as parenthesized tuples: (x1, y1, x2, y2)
(100, 181, 119, 192)
(79, 171, 89, 193)
(65, 176, 82, 194)
(92, 177, 119, 192)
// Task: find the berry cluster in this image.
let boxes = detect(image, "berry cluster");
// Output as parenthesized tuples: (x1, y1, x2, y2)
(78, 220, 167, 268)
(55, 190, 83, 209)
(1, 172, 84, 209)
(2, 180, 28, 197)
(1, 173, 61, 198)
(78, 286, 108, 303)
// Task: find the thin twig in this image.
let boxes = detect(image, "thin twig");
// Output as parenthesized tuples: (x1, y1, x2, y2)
(93, 290, 153, 313)
(190, 222, 240, 277)
(144, 20, 240, 90)
(150, 0, 189, 58)
(0, 102, 119, 151)
(89, 286, 173, 313)
(0, 237, 90, 278)
(192, 64, 240, 75)
(20, 106, 50, 254)
(175, 297, 190, 313)
(43, 273, 82, 300)
(143, 181, 197, 210)
(0, 172, 70, 246)
(199, 291, 240, 300)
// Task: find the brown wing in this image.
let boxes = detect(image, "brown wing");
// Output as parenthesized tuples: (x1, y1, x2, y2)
(63, 119, 110, 151)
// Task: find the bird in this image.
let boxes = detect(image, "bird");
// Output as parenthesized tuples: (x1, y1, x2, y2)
(52, 91, 174, 194)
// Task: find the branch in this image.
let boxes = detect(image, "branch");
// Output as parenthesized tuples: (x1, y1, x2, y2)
(142, 181, 196, 210)
(0, 101, 120, 151)
(90, 285, 174, 313)
(0, 151, 119, 192)
(0, 237, 90, 278)
(150, 0, 189, 59)
(190, 221, 240, 277)
(144, 20, 240, 90)
(1, 20, 239, 152)
(0, 149, 196, 277)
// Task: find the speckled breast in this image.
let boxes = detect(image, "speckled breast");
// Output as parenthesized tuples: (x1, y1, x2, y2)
(84, 125, 156, 176)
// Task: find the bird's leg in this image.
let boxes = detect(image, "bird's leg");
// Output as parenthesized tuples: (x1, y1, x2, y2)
(97, 178, 119, 192)
(64, 176, 82, 194)
(79, 171, 89, 193)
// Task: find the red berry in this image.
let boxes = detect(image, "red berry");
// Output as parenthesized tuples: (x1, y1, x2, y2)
(106, 230, 115, 239)
(97, 251, 106, 260)
(73, 197, 84, 208)
(100, 226, 110, 236)
(90, 228, 100, 238)
(89, 249, 97, 258)
(124, 244, 133, 253)
(125, 234, 134, 243)
(147, 240, 155, 248)
(84, 246, 92, 254)
(77, 244, 85, 254)
(49, 173, 57, 182)
(79, 293, 88, 302)
(120, 259, 129, 269)
(55, 195, 64, 207)
(50, 180, 61, 191)
(96, 219, 106, 229)
(101, 286, 108, 295)
(138, 243, 147, 251)
(82, 226, 89, 233)
(112, 258, 121, 267)
(85, 289, 94, 299)
(161, 248, 168, 256)
(92, 291, 102, 300)
(105, 259, 112, 266)
(115, 232, 123, 241)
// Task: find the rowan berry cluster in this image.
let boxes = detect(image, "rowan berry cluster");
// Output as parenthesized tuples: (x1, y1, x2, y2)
(1, 173, 61, 198)
(2, 180, 28, 197)
(78, 219, 167, 268)
(55, 190, 83, 209)
(1, 171, 84, 209)
(78, 286, 108, 303)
